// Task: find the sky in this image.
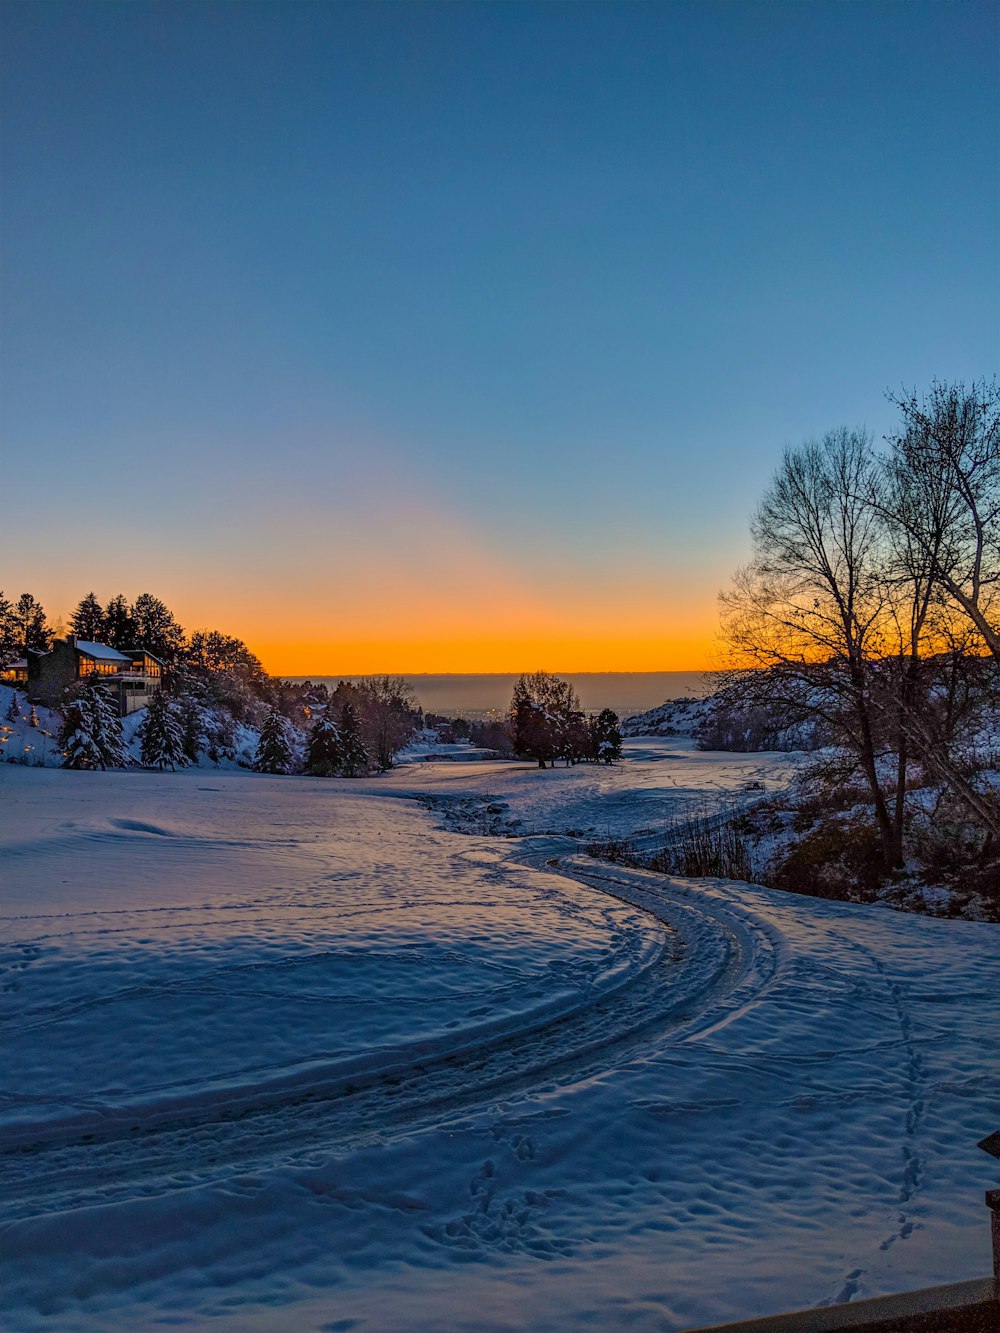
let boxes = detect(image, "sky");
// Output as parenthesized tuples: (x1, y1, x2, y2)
(2, 0, 997, 675)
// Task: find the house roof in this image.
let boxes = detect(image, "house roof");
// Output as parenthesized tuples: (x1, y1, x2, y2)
(74, 640, 131, 662)
(121, 647, 165, 665)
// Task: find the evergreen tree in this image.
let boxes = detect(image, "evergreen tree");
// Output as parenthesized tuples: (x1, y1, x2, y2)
(6, 693, 19, 723)
(254, 708, 292, 774)
(70, 592, 105, 641)
(0, 592, 17, 669)
(338, 702, 370, 776)
(176, 692, 206, 764)
(60, 680, 126, 770)
(589, 708, 623, 764)
(60, 694, 104, 770)
(14, 593, 50, 654)
(306, 715, 343, 776)
(133, 593, 185, 662)
(103, 594, 137, 649)
(29, 705, 39, 728)
(138, 690, 189, 770)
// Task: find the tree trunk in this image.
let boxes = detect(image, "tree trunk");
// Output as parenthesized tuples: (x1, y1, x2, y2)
(851, 674, 896, 871)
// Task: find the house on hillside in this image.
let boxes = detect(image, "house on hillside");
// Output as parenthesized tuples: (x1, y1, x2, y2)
(0, 658, 29, 684)
(27, 636, 164, 715)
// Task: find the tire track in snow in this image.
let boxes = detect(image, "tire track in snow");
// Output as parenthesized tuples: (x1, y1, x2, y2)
(1, 848, 779, 1222)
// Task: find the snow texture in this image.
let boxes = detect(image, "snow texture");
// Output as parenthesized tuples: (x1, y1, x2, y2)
(1, 743, 998, 1332)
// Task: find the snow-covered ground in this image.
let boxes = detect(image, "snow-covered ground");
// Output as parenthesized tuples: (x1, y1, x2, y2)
(1, 746, 998, 1332)
(370, 736, 801, 841)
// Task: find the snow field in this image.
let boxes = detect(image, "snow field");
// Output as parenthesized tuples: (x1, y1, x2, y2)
(1, 768, 663, 1150)
(1, 747, 998, 1332)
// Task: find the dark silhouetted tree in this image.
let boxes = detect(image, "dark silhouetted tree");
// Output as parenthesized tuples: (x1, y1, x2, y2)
(0, 592, 17, 669)
(133, 593, 185, 662)
(70, 592, 105, 641)
(103, 594, 138, 650)
(14, 593, 50, 654)
(883, 378, 1000, 662)
(510, 671, 582, 767)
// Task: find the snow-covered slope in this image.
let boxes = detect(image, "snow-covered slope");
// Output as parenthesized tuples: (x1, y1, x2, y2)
(621, 696, 710, 738)
(1, 755, 997, 1332)
(0, 683, 260, 770)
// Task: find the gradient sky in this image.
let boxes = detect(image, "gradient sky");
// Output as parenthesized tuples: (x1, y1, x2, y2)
(2, 0, 997, 674)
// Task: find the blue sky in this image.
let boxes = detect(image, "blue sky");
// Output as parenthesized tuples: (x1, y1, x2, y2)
(2, 1, 997, 671)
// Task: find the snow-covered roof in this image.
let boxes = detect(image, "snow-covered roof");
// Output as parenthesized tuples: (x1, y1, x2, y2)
(75, 641, 131, 662)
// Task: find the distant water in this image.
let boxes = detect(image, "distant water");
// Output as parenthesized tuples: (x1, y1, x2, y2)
(283, 671, 712, 718)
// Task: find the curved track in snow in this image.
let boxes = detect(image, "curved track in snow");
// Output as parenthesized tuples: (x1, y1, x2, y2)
(1, 844, 779, 1223)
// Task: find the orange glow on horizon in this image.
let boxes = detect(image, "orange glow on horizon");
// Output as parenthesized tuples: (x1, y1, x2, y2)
(248, 631, 722, 678)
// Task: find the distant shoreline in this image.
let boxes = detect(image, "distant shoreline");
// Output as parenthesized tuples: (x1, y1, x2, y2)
(282, 671, 713, 717)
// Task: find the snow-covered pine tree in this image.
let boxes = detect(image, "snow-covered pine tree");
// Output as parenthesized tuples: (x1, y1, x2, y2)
(60, 692, 104, 769)
(29, 705, 39, 728)
(254, 708, 292, 774)
(138, 690, 189, 771)
(306, 715, 343, 776)
(338, 702, 369, 777)
(589, 708, 623, 764)
(6, 693, 19, 723)
(90, 679, 127, 768)
(176, 692, 206, 764)
(60, 678, 127, 770)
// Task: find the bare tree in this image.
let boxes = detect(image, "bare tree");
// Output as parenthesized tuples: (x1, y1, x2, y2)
(866, 380, 1000, 844)
(883, 379, 1000, 661)
(720, 428, 900, 866)
(354, 676, 418, 770)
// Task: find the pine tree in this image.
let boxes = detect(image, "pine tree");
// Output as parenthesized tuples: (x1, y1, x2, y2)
(132, 593, 185, 662)
(103, 594, 137, 650)
(14, 593, 50, 654)
(90, 680, 127, 768)
(338, 702, 369, 777)
(29, 705, 39, 728)
(6, 693, 19, 723)
(70, 592, 105, 641)
(589, 708, 623, 764)
(254, 708, 292, 774)
(176, 692, 206, 764)
(306, 715, 343, 776)
(59, 680, 125, 769)
(0, 591, 17, 671)
(138, 690, 189, 770)
(60, 693, 105, 769)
